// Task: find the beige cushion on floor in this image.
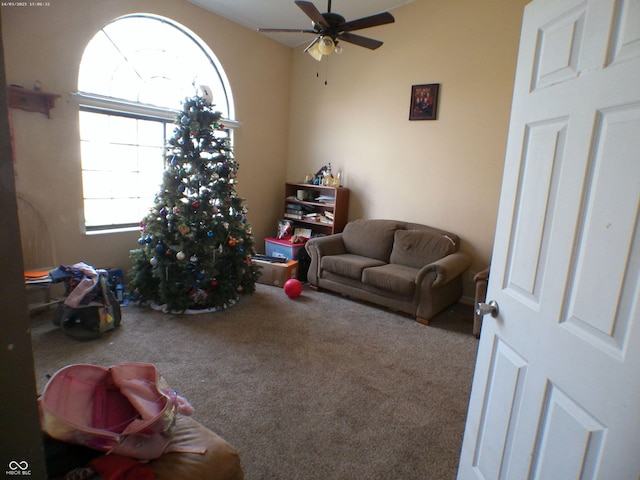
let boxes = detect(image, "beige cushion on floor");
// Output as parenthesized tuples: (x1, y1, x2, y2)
(151, 415, 244, 480)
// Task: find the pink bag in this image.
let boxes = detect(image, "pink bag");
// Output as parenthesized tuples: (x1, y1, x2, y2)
(39, 362, 195, 460)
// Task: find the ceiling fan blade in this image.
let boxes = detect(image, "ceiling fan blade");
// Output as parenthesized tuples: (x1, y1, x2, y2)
(340, 12, 394, 32)
(258, 28, 317, 33)
(295, 1, 329, 29)
(337, 32, 383, 50)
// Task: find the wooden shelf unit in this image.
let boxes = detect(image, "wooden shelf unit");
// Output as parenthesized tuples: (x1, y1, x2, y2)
(283, 182, 349, 236)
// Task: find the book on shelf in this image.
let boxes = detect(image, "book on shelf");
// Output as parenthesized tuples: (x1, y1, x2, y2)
(284, 212, 303, 220)
(315, 195, 335, 204)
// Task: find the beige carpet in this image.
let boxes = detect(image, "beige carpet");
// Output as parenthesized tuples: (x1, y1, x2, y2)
(30, 283, 478, 480)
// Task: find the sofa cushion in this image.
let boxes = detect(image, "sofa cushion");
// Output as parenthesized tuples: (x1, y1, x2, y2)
(361, 264, 418, 296)
(321, 254, 386, 280)
(342, 219, 401, 262)
(390, 229, 457, 269)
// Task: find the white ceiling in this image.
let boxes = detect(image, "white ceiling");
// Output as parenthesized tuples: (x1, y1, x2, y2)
(187, 0, 414, 48)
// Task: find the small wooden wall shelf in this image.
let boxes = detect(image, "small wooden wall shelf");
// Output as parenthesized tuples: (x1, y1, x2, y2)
(7, 86, 60, 118)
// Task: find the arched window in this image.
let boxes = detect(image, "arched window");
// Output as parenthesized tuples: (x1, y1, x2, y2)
(77, 14, 234, 232)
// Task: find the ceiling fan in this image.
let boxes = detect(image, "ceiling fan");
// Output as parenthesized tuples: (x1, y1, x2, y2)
(258, 0, 395, 61)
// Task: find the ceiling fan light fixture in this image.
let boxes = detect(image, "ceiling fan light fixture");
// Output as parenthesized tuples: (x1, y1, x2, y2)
(307, 41, 324, 61)
(318, 36, 335, 56)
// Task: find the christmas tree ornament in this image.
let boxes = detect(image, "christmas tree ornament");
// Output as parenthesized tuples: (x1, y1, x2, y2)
(198, 85, 214, 104)
(150, 257, 159, 266)
(190, 255, 198, 263)
(176, 251, 186, 261)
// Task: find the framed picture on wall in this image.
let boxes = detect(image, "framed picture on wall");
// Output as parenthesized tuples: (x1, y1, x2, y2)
(409, 83, 439, 120)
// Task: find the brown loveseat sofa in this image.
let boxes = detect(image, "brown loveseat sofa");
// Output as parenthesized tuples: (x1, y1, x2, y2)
(305, 219, 471, 324)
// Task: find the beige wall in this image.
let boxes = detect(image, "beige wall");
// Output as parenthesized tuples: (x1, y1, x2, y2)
(2, 0, 291, 270)
(287, 0, 528, 297)
(3, 0, 528, 299)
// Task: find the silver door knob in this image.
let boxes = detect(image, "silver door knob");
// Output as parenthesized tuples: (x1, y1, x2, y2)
(476, 300, 499, 318)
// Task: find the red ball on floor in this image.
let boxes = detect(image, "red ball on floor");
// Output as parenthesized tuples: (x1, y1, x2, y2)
(283, 279, 303, 298)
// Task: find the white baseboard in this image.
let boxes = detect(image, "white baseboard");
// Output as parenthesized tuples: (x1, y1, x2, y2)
(460, 296, 475, 306)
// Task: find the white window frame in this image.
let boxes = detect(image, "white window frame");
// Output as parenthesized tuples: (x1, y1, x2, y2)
(75, 14, 238, 234)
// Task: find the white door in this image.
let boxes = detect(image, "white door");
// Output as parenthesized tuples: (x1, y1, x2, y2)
(458, 0, 640, 478)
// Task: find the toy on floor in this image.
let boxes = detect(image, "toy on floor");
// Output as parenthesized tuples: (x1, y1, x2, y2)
(283, 279, 303, 299)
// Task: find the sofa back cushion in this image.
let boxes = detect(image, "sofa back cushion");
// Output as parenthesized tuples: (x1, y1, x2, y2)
(390, 229, 457, 269)
(342, 219, 401, 262)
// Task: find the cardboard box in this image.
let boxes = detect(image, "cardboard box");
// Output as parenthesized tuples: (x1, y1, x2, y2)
(265, 237, 307, 260)
(254, 259, 298, 287)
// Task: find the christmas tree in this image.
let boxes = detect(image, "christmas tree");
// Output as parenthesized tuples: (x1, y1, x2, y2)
(128, 93, 260, 313)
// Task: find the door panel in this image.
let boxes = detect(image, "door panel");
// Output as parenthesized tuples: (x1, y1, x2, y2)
(562, 105, 640, 356)
(531, 382, 606, 480)
(471, 339, 528, 479)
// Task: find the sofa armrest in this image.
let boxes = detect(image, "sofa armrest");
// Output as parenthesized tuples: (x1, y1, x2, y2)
(305, 234, 347, 285)
(416, 252, 471, 287)
(306, 233, 347, 257)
